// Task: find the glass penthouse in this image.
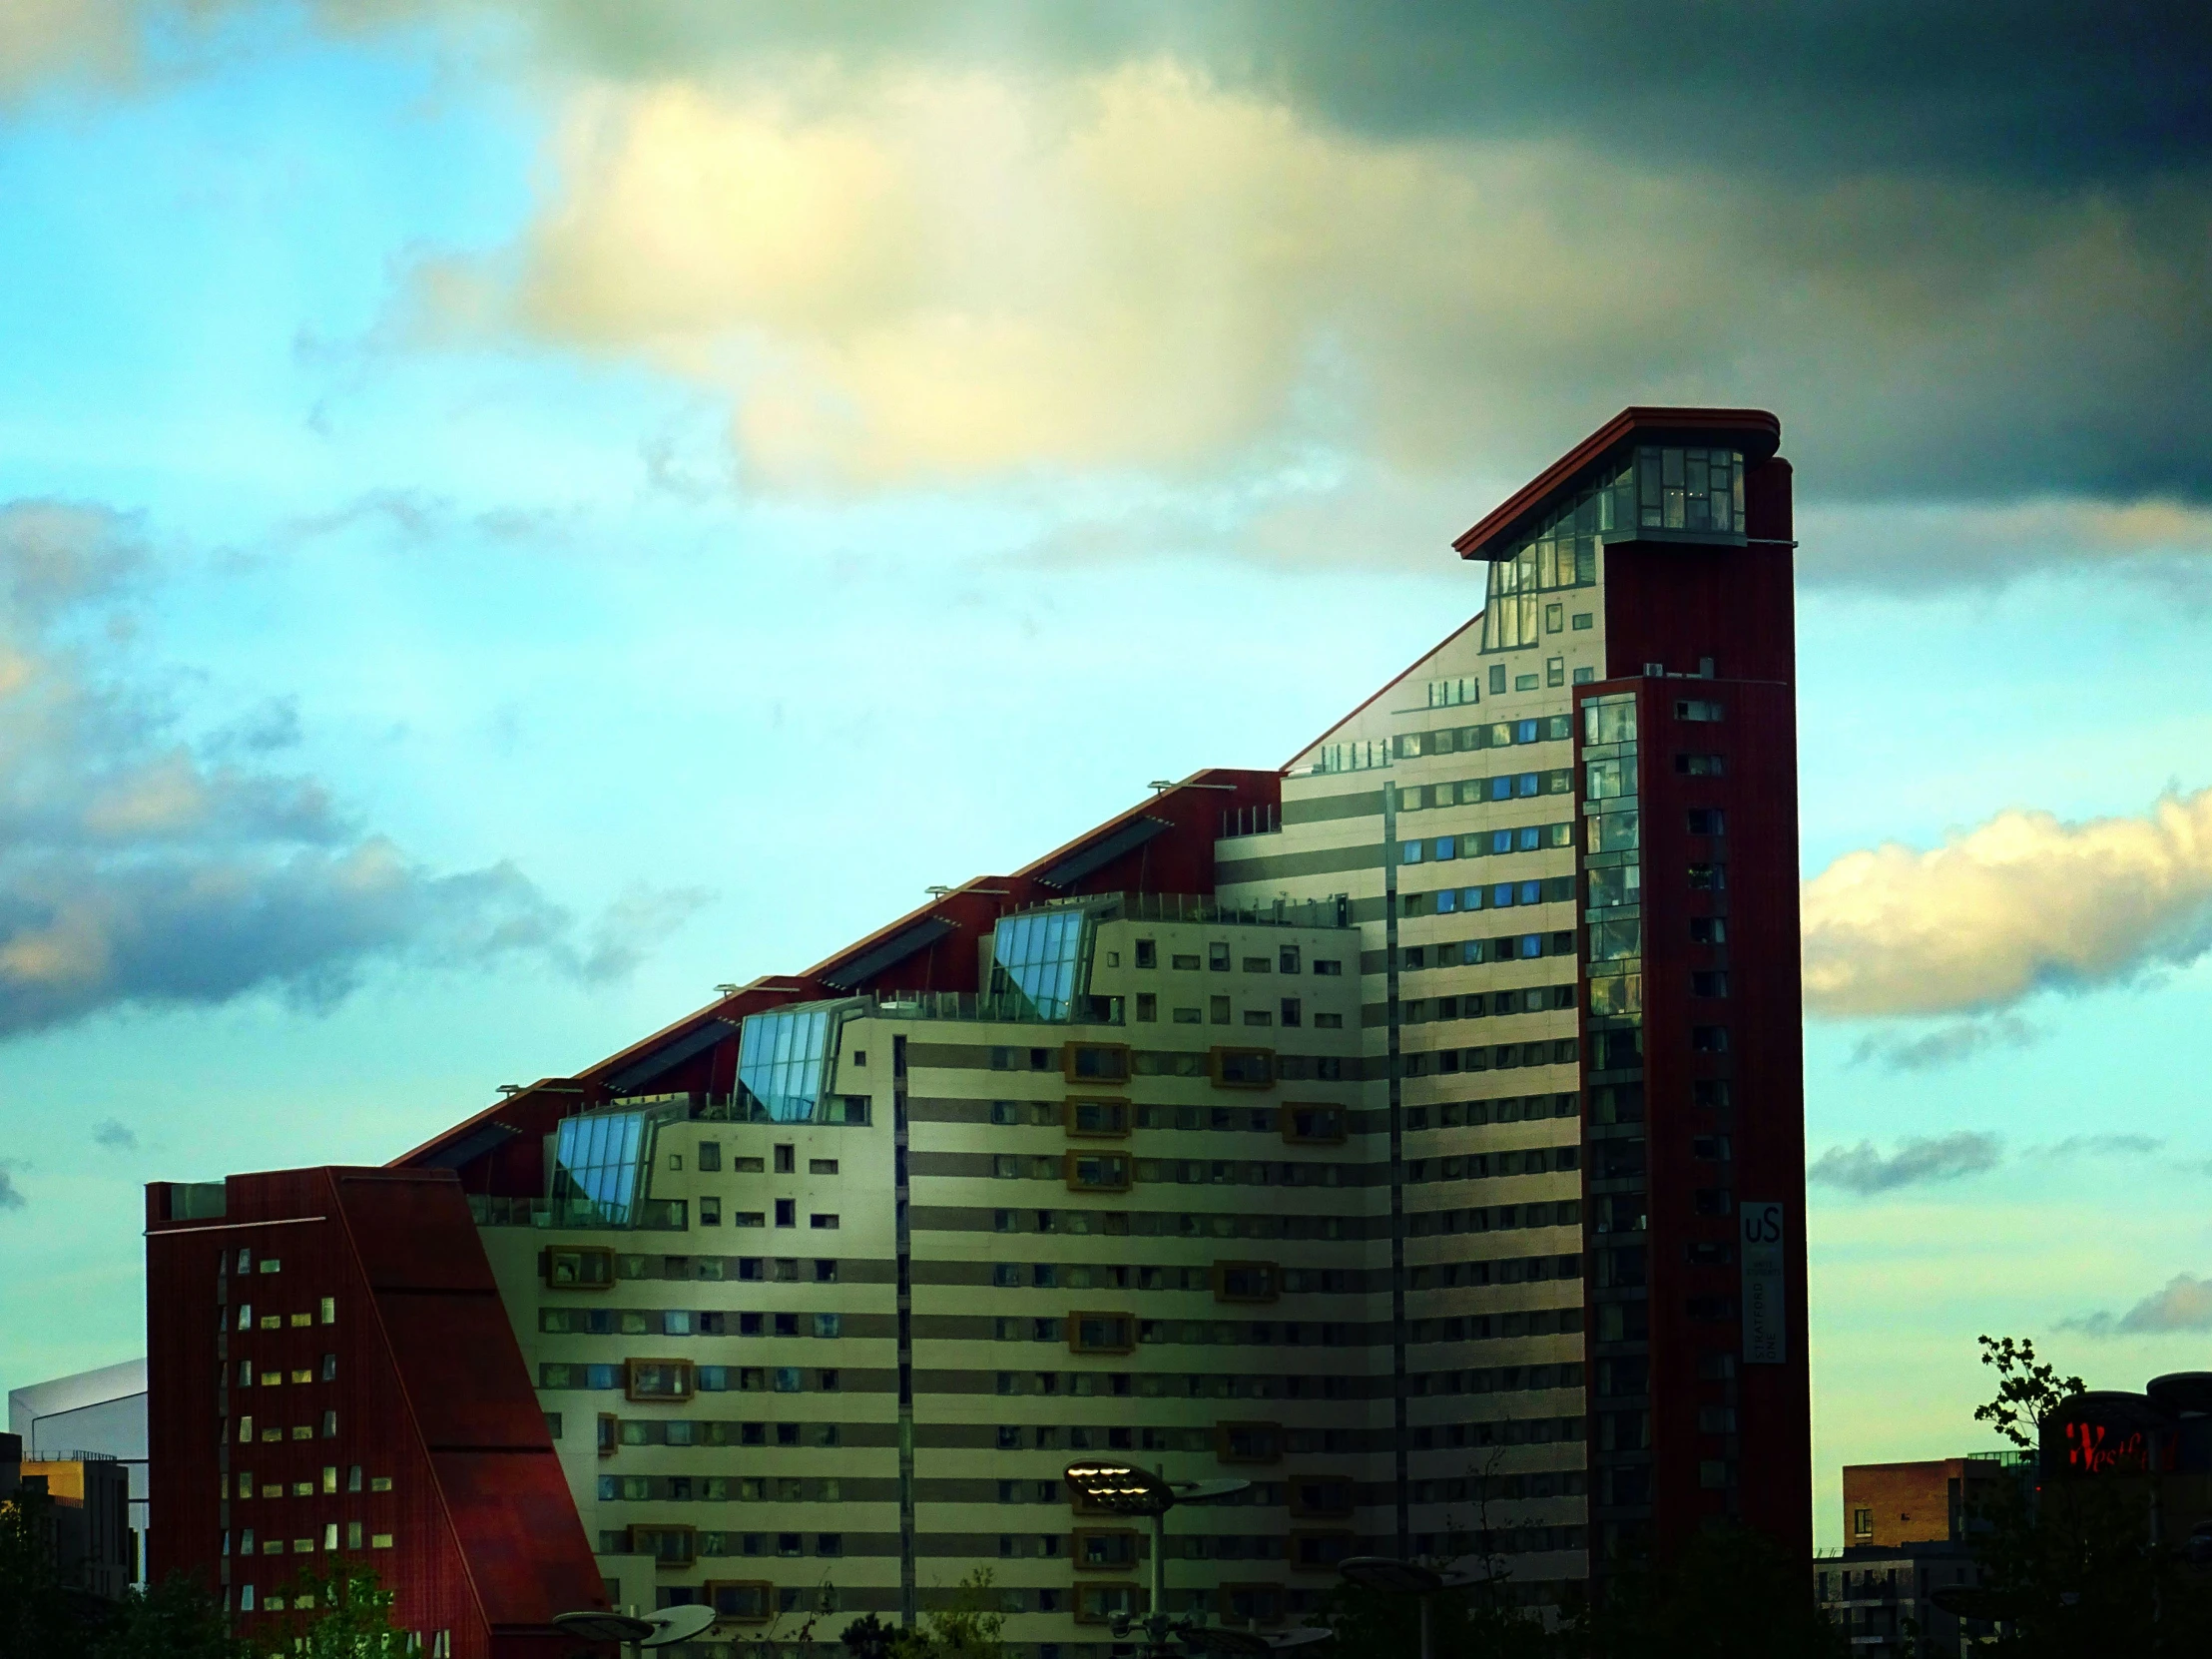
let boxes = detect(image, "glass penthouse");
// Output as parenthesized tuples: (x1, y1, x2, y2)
(146, 407, 1810, 1658)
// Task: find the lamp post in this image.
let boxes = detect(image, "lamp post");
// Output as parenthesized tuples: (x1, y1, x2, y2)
(1337, 1555, 1490, 1659)
(1064, 1461, 1333, 1656)
(552, 1603, 715, 1658)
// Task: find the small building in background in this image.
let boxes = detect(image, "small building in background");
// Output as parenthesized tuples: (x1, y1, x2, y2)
(2, 1430, 137, 1601)
(8, 1359, 149, 1586)
(1817, 1452, 2028, 1656)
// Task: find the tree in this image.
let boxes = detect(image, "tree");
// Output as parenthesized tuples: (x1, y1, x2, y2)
(0, 1482, 75, 1659)
(1972, 1336, 2083, 1450)
(1581, 1524, 1847, 1659)
(846, 1569, 1003, 1659)
(267, 1565, 412, 1657)
(89, 1573, 255, 1659)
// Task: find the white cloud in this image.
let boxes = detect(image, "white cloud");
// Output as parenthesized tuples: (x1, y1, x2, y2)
(2061, 1273, 2212, 1338)
(1803, 787, 2212, 1018)
(1808, 1132, 2003, 1196)
(0, 499, 702, 1036)
(399, 58, 2210, 521)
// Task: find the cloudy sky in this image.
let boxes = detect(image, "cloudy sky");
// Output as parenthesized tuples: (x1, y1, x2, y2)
(2, 1, 2208, 1547)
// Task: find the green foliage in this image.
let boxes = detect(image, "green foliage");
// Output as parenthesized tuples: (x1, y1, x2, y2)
(90, 1573, 255, 1659)
(1583, 1525, 1847, 1659)
(0, 1484, 75, 1659)
(1973, 1336, 2084, 1451)
(1965, 1334, 2212, 1655)
(1311, 1574, 1561, 1659)
(265, 1565, 411, 1657)
(896, 1568, 1004, 1659)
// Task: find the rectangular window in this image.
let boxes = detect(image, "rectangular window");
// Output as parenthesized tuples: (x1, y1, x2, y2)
(1242, 1009, 1273, 1027)
(1172, 952, 1201, 970)
(1687, 808, 1726, 835)
(1691, 971, 1729, 998)
(626, 1361, 695, 1403)
(1213, 1262, 1280, 1304)
(1488, 664, 1506, 695)
(1215, 1421, 1284, 1464)
(1208, 942, 1231, 971)
(1063, 1044, 1129, 1084)
(1135, 992, 1157, 1023)
(1399, 839, 1422, 865)
(1209, 1048, 1274, 1090)
(1688, 863, 1726, 890)
(1279, 997, 1302, 1028)
(1210, 995, 1231, 1025)
(808, 1158, 838, 1175)
(1676, 753, 1726, 776)
(1282, 1105, 1346, 1146)
(1547, 656, 1565, 687)
(698, 1197, 722, 1227)
(1069, 1313, 1135, 1355)
(1174, 1006, 1202, 1024)
(1692, 1026, 1730, 1053)
(1065, 1153, 1132, 1194)
(809, 1214, 838, 1230)
(1067, 1098, 1131, 1138)
(1278, 945, 1301, 974)
(1135, 939, 1157, 968)
(1676, 699, 1726, 722)
(1690, 916, 1728, 944)
(318, 1298, 335, 1325)
(775, 1199, 796, 1228)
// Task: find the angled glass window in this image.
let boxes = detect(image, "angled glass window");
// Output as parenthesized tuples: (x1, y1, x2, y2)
(738, 1006, 834, 1123)
(990, 908, 1092, 1022)
(552, 1110, 651, 1227)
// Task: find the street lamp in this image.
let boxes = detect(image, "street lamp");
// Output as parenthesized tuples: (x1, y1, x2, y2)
(552, 1603, 715, 1657)
(1337, 1556, 1490, 1659)
(1065, 1462, 1291, 1656)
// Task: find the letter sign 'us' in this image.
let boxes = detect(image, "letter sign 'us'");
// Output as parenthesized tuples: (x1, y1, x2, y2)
(1741, 1201, 1786, 1365)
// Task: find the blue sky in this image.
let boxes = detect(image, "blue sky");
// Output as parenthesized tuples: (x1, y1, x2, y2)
(2, 2, 2209, 1552)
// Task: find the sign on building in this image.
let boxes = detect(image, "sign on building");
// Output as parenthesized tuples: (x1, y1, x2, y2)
(1741, 1201, 1786, 1365)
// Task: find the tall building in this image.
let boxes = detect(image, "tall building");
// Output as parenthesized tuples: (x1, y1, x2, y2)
(148, 407, 1809, 1657)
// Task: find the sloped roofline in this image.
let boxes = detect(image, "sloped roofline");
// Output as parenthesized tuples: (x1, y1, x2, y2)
(1276, 612, 1485, 775)
(1453, 405, 1781, 562)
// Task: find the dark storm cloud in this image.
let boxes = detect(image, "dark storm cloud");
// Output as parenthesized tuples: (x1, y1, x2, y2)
(0, 499, 705, 1037)
(518, 0, 2210, 189)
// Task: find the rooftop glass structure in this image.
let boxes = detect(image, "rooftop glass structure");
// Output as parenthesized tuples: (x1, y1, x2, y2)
(550, 1108, 655, 1227)
(738, 1003, 852, 1123)
(988, 907, 1093, 1022)
(1482, 445, 1743, 652)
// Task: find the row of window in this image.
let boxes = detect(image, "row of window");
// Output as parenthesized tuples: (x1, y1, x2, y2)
(985, 1102, 1343, 1138)
(235, 1413, 336, 1443)
(1145, 995, 1342, 1029)
(600, 1416, 841, 1448)
(681, 1146, 837, 1176)
(1399, 823, 1575, 863)
(645, 1200, 840, 1231)
(233, 1466, 391, 1501)
(991, 1153, 1357, 1188)
(545, 1248, 840, 1288)
(1130, 941, 1344, 975)
(1403, 1039, 1581, 1075)
(539, 1363, 841, 1396)
(1398, 770, 1573, 812)
(230, 1299, 337, 1332)
(226, 1522, 393, 1556)
(539, 1307, 847, 1339)
(984, 1204, 1369, 1241)
(1401, 877, 1575, 916)
(1404, 1092, 1579, 1128)
(1398, 715, 1574, 757)
(1403, 985, 1576, 1020)
(597, 1474, 849, 1506)
(233, 1355, 337, 1388)
(1400, 931, 1578, 968)
(989, 1043, 1340, 1089)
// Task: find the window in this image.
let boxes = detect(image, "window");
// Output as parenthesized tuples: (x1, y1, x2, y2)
(809, 1158, 838, 1175)
(1067, 1098, 1130, 1138)
(1690, 916, 1728, 944)
(1291, 1530, 1357, 1569)
(1208, 943, 1231, 971)
(809, 1213, 839, 1230)
(1065, 1153, 1131, 1194)
(1243, 1009, 1273, 1027)
(708, 1582, 774, 1623)
(1210, 995, 1231, 1025)
(370, 1532, 394, 1550)
(1075, 1529, 1140, 1571)
(1064, 1044, 1129, 1084)
(1174, 1006, 1202, 1024)
(627, 1361, 695, 1402)
(1216, 1422, 1284, 1464)
(1135, 992, 1157, 1023)
(633, 1526, 696, 1567)
(773, 1144, 795, 1174)
(1688, 863, 1726, 890)
(1278, 945, 1301, 974)
(1135, 940, 1157, 968)
(774, 1199, 797, 1228)
(1172, 953, 1201, 970)
(1692, 1025, 1730, 1053)
(1282, 1105, 1345, 1145)
(1852, 1507, 1874, 1539)
(1210, 1048, 1273, 1089)
(1691, 971, 1729, 998)
(1069, 1313, 1134, 1354)
(698, 1197, 722, 1226)
(1076, 1584, 1140, 1625)
(1676, 753, 1726, 776)
(1676, 699, 1726, 722)
(1313, 959, 1341, 976)
(1687, 808, 1726, 835)
(1213, 1262, 1280, 1304)
(1547, 656, 1565, 687)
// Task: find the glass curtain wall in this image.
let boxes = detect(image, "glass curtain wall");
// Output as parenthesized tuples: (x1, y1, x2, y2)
(738, 1005, 836, 1123)
(988, 908, 1092, 1022)
(551, 1110, 652, 1226)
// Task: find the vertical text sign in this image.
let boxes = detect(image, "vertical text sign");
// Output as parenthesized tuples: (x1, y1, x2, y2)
(1741, 1201, 1786, 1365)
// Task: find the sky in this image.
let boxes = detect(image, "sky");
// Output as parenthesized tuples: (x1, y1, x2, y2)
(1, 0, 2209, 1551)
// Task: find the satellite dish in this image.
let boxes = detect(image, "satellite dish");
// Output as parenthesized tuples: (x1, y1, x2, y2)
(552, 1610, 655, 1643)
(642, 1604, 718, 1646)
